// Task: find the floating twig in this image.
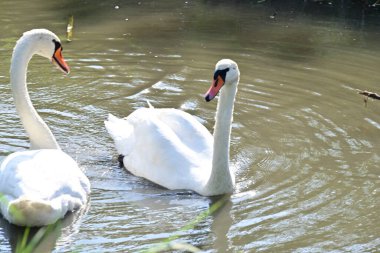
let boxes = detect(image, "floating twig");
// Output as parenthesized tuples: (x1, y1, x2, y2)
(357, 89, 380, 107)
(358, 90, 380, 100)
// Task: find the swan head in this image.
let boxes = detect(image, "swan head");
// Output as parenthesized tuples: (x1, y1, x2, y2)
(205, 59, 239, 102)
(19, 29, 70, 73)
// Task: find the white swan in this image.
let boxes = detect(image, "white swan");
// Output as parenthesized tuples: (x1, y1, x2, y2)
(0, 29, 90, 227)
(105, 59, 239, 196)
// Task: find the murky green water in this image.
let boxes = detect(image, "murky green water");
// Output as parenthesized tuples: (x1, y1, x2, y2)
(0, 0, 379, 252)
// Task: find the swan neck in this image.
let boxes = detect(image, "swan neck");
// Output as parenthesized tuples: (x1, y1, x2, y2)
(10, 39, 60, 150)
(205, 82, 238, 195)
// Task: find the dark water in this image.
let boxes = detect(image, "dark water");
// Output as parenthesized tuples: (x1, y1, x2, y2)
(0, 1, 379, 252)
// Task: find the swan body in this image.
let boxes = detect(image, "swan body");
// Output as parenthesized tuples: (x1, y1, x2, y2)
(0, 29, 90, 226)
(106, 59, 239, 196)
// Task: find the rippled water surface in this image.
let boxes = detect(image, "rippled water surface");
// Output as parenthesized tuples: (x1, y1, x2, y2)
(0, 0, 380, 252)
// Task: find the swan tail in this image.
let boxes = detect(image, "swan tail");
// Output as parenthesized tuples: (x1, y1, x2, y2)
(105, 114, 135, 156)
(5, 197, 60, 226)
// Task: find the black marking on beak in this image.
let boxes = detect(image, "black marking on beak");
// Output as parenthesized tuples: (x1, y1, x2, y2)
(52, 39, 61, 52)
(213, 68, 229, 87)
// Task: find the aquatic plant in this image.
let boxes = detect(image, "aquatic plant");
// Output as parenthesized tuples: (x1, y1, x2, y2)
(142, 196, 228, 253)
(15, 223, 61, 253)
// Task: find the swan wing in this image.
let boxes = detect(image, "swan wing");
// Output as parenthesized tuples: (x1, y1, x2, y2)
(0, 149, 90, 226)
(106, 108, 213, 157)
(106, 108, 213, 191)
(152, 108, 213, 155)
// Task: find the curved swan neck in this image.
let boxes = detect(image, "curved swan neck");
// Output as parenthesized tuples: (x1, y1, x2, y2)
(205, 81, 238, 195)
(10, 37, 60, 150)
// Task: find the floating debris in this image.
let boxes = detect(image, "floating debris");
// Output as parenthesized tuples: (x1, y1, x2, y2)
(66, 15, 74, 42)
(357, 89, 380, 107)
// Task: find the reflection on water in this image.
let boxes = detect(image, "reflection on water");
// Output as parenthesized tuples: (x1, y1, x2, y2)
(0, 0, 379, 252)
(0, 205, 89, 252)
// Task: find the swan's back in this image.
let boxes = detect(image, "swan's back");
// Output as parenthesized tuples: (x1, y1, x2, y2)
(130, 108, 213, 154)
(105, 108, 213, 191)
(0, 149, 90, 226)
(106, 108, 213, 157)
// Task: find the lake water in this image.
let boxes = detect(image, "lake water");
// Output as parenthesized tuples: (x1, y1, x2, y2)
(0, 0, 379, 252)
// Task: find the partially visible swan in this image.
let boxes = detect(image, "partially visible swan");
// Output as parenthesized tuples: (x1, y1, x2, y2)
(105, 59, 239, 196)
(0, 29, 90, 227)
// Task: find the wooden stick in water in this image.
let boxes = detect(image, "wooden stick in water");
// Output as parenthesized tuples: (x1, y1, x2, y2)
(358, 90, 380, 100)
(357, 90, 380, 107)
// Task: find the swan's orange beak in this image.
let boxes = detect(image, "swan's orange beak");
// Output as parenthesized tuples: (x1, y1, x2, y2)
(52, 46, 70, 74)
(205, 75, 224, 102)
